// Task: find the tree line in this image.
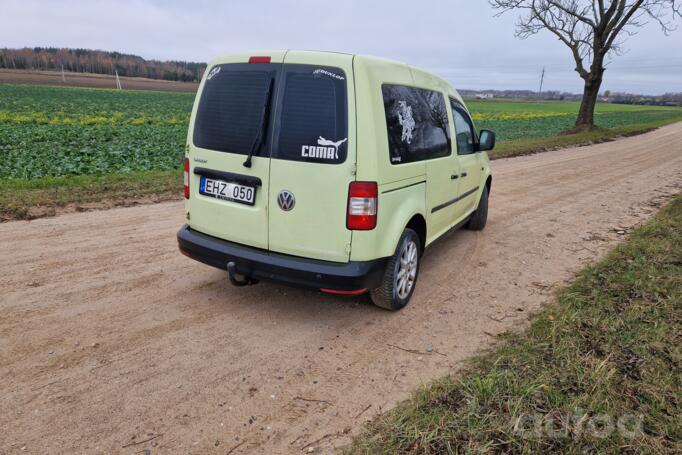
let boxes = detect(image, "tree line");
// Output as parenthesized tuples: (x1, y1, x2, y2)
(0, 47, 206, 82)
(608, 92, 682, 106)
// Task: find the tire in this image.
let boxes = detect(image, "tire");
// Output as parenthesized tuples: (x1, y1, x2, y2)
(370, 229, 421, 311)
(466, 185, 488, 231)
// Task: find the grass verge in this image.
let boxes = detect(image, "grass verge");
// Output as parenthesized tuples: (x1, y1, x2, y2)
(489, 116, 682, 159)
(0, 169, 182, 221)
(346, 195, 682, 454)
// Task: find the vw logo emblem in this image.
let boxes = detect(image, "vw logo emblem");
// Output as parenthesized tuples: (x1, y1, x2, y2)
(277, 190, 295, 211)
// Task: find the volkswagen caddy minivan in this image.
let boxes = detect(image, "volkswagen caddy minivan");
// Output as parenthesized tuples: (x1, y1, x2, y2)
(177, 50, 494, 310)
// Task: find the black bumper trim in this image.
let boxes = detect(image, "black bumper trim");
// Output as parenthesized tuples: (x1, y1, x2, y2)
(177, 225, 388, 291)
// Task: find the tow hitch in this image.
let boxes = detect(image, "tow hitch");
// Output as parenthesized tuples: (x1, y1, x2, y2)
(227, 261, 259, 286)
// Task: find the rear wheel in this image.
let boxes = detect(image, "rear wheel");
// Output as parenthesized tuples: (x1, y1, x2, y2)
(370, 229, 421, 311)
(466, 185, 488, 230)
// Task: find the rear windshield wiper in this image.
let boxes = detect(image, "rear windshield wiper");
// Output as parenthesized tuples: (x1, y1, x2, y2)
(243, 77, 275, 168)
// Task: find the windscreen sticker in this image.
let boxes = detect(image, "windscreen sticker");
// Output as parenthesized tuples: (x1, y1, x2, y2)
(312, 68, 345, 80)
(397, 101, 415, 144)
(301, 136, 347, 160)
(206, 66, 221, 80)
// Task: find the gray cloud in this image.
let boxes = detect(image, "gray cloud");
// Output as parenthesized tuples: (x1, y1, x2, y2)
(3, 0, 681, 94)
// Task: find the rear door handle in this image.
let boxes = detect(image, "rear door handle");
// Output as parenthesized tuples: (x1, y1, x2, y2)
(460, 172, 468, 178)
(451, 174, 459, 180)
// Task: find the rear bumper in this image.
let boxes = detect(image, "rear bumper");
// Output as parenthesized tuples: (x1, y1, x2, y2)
(177, 225, 388, 291)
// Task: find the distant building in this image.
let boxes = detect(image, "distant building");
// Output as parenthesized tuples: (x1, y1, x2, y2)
(475, 93, 494, 100)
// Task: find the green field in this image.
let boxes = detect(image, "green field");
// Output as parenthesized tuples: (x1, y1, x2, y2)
(0, 84, 192, 179)
(1, 83, 681, 219)
(469, 99, 682, 141)
(2, 84, 682, 180)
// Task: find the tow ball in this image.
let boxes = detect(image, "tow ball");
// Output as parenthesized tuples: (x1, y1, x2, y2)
(227, 261, 259, 286)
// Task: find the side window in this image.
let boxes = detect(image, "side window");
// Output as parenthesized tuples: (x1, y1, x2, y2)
(382, 84, 450, 165)
(450, 101, 476, 155)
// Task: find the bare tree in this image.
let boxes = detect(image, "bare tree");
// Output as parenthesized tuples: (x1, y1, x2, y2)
(489, 1, 681, 130)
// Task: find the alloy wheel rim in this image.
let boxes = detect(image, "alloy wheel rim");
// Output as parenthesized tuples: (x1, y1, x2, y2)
(395, 240, 418, 299)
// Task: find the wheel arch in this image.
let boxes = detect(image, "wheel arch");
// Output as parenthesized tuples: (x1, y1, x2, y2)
(406, 214, 426, 254)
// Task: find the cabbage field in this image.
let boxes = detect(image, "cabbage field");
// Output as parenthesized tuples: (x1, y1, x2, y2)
(1, 84, 681, 180)
(0, 85, 192, 179)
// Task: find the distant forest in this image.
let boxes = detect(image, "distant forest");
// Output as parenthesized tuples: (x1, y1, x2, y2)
(0, 47, 206, 82)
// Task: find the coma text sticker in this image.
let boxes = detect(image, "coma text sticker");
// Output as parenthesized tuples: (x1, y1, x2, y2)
(301, 136, 347, 160)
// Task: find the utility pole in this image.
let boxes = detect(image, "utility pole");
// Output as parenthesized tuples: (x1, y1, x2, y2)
(538, 67, 545, 99)
(61, 64, 66, 83)
(115, 70, 122, 90)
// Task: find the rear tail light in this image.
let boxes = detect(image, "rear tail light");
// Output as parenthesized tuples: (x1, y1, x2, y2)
(183, 158, 190, 199)
(248, 56, 271, 64)
(347, 181, 378, 230)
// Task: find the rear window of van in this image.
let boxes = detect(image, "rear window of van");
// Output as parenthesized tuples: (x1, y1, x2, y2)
(193, 63, 278, 157)
(192, 63, 348, 164)
(273, 65, 348, 164)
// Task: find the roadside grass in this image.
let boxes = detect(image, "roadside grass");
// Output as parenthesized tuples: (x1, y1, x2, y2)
(0, 169, 181, 221)
(346, 195, 682, 454)
(490, 115, 682, 159)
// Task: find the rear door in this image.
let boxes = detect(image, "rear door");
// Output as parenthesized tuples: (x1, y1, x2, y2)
(188, 55, 283, 249)
(267, 53, 356, 262)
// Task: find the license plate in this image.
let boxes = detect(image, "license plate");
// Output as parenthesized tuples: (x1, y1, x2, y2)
(199, 176, 256, 205)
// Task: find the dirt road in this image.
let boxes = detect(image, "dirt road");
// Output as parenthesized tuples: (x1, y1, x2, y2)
(2, 123, 681, 454)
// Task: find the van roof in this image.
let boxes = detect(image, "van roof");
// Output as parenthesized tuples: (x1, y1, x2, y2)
(210, 49, 397, 65)
(209, 50, 464, 105)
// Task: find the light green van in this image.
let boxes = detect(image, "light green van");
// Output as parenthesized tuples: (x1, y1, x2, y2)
(177, 50, 494, 310)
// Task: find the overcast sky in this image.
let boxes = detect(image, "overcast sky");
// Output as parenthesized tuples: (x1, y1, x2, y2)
(3, 0, 681, 94)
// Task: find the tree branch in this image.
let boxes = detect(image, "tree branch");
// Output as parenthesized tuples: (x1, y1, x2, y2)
(490, 0, 681, 71)
(547, 0, 597, 25)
